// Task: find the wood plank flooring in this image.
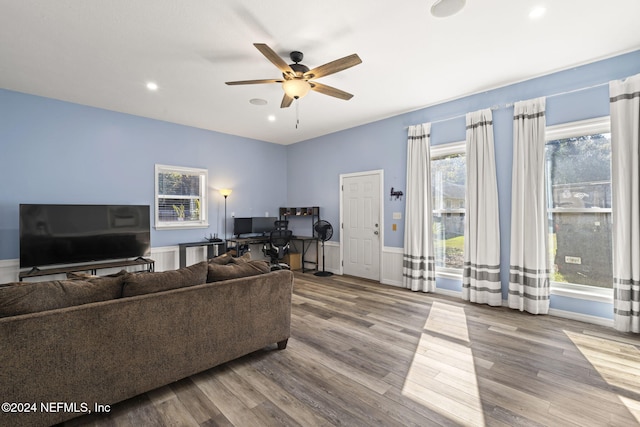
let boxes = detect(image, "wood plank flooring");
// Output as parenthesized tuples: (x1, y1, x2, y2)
(60, 272, 640, 426)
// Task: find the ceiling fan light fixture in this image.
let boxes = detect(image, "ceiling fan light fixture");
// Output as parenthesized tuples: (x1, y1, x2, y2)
(430, 0, 466, 18)
(282, 79, 311, 99)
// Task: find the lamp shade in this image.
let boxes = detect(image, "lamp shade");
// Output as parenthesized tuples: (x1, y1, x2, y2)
(282, 79, 311, 99)
(219, 188, 232, 197)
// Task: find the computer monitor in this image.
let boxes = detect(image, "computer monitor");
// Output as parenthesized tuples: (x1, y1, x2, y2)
(252, 217, 278, 234)
(233, 217, 252, 237)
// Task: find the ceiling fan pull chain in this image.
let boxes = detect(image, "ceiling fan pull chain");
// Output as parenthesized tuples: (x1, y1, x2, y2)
(296, 99, 300, 129)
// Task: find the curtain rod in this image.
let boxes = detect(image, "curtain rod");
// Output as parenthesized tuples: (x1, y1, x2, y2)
(406, 81, 610, 128)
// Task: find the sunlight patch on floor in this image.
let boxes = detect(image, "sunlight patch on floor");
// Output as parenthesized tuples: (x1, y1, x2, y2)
(402, 302, 485, 426)
(565, 330, 640, 422)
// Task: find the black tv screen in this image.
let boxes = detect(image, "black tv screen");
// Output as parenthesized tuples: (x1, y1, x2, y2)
(252, 217, 277, 234)
(19, 204, 151, 268)
(233, 217, 252, 237)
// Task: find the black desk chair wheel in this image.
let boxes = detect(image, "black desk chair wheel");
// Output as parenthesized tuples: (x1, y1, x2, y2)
(263, 228, 293, 270)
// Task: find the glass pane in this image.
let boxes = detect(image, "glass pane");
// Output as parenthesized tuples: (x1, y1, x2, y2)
(546, 132, 612, 288)
(546, 133, 611, 209)
(158, 197, 201, 222)
(432, 212, 465, 269)
(548, 212, 612, 288)
(432, 154, 466, 210)
(158, 172, 201, 197)
(431, 153, 466, 270)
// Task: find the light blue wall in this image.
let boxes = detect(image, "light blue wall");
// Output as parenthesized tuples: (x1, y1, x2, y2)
(0, 90, 288, 259)
(2, 50, 639, 321)
(287, 49, 640, 319)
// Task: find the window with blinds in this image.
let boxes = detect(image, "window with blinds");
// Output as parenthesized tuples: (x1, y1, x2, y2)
(155, 164, 208, 229)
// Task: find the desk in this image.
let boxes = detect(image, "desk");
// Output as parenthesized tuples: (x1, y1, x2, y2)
(178, 241, 225, 268)
(225, 236, 269, 258)
(290, 236, 319, 273)
(226, 235, 318, 273)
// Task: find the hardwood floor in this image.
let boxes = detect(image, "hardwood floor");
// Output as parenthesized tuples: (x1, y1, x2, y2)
(61, 272, 640, 426)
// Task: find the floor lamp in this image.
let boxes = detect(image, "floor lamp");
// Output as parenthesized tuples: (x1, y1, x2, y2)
(219, 189, 232, 245)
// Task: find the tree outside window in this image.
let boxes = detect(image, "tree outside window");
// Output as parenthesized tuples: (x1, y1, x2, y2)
(545, 118, 612, 289)
(431, 142, 466, 274)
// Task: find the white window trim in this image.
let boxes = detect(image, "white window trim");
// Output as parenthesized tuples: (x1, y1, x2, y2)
(546, 116, 610, 140)
(431, 140, 466, 158)
(545, 116, 613, 301)
(431, 140, 466, 278)
(155, 164, 209, 230)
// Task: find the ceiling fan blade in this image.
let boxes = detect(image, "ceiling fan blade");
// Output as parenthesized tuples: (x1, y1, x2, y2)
(225, 79, 283, 85)
(310, 82, 354, 100)
(281, 93, 294, 108)
(304, 54, 362, 79)
(254, 43, 295, 76)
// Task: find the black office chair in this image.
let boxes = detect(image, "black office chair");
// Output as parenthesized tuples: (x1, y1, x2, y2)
(263, 228, 293, 270)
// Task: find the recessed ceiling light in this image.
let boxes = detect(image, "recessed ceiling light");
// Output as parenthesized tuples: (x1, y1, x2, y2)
(430, 0, 466, 18)
(249, 98, 268, 106)
(529, 6, 546, 20)
(146, 82, 158, 91)
(268, 115, 276, 122)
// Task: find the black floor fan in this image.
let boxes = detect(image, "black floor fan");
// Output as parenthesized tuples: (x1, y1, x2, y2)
(313, 220, 334, 277)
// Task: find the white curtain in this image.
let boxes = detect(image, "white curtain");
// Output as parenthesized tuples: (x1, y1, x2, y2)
(403, 123, 436, 292)
(610, 73, 640, 333)
(463, 109, 501, 305)
(508, 98, 550, 314)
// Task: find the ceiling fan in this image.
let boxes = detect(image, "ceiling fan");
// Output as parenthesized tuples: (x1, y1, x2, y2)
(225, 43, 362, 108)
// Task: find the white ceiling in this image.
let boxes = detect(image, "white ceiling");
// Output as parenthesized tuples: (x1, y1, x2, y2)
(1, 0, 639, 145)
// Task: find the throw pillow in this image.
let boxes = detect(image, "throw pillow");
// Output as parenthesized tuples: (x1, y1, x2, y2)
(209, 252, 234, 265)
(0, 275, 126, 318)
(206, 260, 270, 282)
(230, 252, 252, 264)
(122, 261, 208, 297)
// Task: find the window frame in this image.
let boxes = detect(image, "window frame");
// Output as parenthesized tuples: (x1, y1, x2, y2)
(545, 116, 613, 303)
(431, 141, 466, 279)
(154, 164, 209, 230)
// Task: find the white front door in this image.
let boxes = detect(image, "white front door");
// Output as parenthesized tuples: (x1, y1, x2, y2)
(342, 171, 382, 281)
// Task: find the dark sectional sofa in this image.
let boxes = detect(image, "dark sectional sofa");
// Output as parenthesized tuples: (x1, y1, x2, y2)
(0, 255, 294, 427)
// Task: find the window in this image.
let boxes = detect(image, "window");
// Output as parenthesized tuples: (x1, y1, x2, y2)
(545, 117, 612, 296)
(155, 164, 208, 229)
(431, 141, 466, 276)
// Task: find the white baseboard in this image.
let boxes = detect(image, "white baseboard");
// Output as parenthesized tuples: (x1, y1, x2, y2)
(548, 308, 614, 327)
(0, 244, 618, 330)
(0, 258, 19, 283)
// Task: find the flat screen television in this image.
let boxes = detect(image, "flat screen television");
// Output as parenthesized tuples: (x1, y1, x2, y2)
(252, 217, 277, 234)
(19, 204, 151, 269)
(233, 217, 253, 237)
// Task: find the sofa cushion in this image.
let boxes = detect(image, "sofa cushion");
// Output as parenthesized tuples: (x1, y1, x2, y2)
(230, 252, 252, 264)
(209, 251, 251, 266)
(207, 260, 270, 282)
(0, 275, 125, 318)
(122, 261, 208, 297)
